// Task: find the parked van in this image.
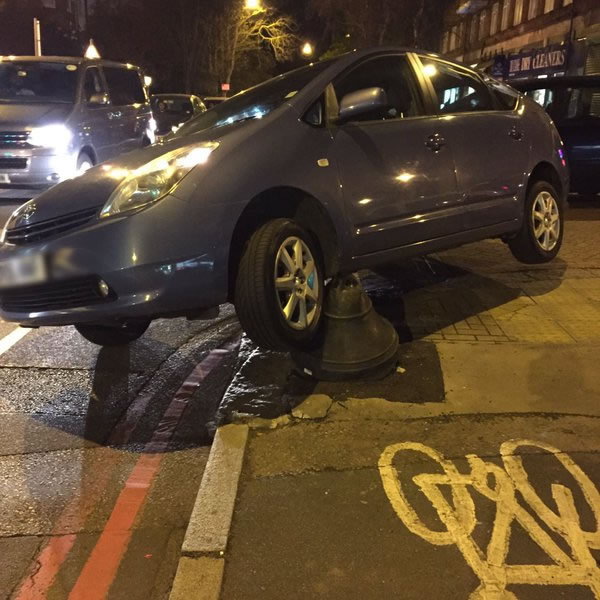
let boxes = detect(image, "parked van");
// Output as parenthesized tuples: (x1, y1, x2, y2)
(0, 56, 154, 200)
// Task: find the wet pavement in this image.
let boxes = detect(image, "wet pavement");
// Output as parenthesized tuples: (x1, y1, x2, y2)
(0, 196, 599, 599)
(0, 310, 242, 599)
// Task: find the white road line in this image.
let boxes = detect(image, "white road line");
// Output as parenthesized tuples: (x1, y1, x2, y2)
(0, 327, 31, 356)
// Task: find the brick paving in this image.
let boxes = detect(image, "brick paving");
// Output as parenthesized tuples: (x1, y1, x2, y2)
(365, 219, 600, 346)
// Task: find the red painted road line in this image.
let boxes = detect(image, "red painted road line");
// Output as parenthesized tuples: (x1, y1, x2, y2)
(15, 336, 240, 600)
(68, 337, 240, 600)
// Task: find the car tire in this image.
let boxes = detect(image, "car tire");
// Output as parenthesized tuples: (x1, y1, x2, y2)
(75, 320, 150, 346)
(235, 218, 324, 352)
(77, 152, 94, 175)
(508, 181, 564, 264)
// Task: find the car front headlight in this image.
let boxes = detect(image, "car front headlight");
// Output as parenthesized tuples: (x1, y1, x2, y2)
(28, 124, 73, 152)
(100, 142, 218, 219)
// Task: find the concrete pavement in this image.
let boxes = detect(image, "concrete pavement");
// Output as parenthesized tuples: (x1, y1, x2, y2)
(175, 203, 600, 600)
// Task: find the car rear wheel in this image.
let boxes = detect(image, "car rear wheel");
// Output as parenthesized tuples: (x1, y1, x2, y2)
(235, 219, 324, 352)
(75, 320, 150, 346)
(508, 181, 563, 264)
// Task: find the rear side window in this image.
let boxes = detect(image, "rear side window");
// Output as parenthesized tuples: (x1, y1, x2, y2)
(333, 55, 425, 122)
(421, 58, 493, 114)
(103, 67, 146, 106)
(486, 77, 520, 110)
(82, 67, 104, 102)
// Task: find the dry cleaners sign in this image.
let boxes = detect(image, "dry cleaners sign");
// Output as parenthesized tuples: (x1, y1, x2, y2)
(507, 44, 568, 79)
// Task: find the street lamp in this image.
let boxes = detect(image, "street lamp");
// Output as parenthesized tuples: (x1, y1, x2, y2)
(301, 42, 314, 57)
(244, 0, 261, 10)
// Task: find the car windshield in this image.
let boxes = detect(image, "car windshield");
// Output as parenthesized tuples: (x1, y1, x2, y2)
(152, 96, 194, 115)
(175, 60, 334, 136)
(0, 61, 78, 104)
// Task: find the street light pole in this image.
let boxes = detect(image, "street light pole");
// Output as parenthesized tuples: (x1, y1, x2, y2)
(33, 18, 42, 57)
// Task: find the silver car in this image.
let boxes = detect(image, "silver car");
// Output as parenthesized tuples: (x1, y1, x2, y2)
(0, 55, 154, 200)
(0, 49, 568, 349)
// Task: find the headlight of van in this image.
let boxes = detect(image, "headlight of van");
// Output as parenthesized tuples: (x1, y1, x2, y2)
(28, 124, 73, 152)
(100, 142, 218, 218)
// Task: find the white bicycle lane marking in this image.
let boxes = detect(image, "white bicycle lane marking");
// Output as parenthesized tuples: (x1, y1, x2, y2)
(0, 327, 31, 357)
(379, 439, 600, 599)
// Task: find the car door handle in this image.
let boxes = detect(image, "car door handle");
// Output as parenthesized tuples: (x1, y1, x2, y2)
(108, 111, 122, 120)
(425, 134, 445, 152)
(509, 126, 524, 141)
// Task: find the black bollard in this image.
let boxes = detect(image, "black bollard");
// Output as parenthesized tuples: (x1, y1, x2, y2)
(291, 274, 399, 381)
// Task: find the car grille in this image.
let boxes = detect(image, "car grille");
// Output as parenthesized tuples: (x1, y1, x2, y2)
(0, 131, 30, 150)
(0, 276, 112, 313)
(0, 157, 28, 170)
(5, 206, 101, 246)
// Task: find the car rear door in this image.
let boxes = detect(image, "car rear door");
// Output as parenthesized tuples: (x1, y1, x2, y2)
(417, 56, 529, 231)
(329, 53, 462, 259)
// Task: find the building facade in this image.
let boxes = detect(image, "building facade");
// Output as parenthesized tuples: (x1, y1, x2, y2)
(441, 0, 600, 79)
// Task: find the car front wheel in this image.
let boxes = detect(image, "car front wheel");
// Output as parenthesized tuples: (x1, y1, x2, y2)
(508, 181, 564, 264)
(75, 320, 150, 346)
(235, 219, 324, 351)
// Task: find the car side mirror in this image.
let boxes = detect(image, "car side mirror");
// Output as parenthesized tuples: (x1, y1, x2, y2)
(338, 87, 388, 123)
(87, 93, 109, 107)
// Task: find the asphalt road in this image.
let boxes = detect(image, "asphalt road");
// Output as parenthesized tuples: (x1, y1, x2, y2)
(0, 194, 599, 599)
(0, 312, 243, 599)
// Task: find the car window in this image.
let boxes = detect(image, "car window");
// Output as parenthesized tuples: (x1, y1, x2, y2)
(103, 67, 146, 106)
(524, 87, 555, 111)
(485, 77, 520, 110)
(333, 55, 424, 122)
(421, 58, 493, 114)
(565, 87, 600, 120)
(82, 67, 104, 102)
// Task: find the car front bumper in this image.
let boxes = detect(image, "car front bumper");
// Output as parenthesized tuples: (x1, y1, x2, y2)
(0, 195, 228, 326)
(0, 148, 78, 199)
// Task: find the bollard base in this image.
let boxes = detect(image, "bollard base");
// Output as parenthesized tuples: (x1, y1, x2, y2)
(291, 274, 399, 381)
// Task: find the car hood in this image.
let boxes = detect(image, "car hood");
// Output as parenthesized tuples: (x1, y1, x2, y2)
(5, 119, 258, 228)
(0, 103, 73, 129)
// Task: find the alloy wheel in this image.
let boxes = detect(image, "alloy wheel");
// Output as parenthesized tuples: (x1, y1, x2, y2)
(274, 236, 320, 331)
(531, 190, 560, 252)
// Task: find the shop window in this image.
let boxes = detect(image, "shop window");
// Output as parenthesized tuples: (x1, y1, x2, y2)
(490, 2, 500, 35)
(544, 0, 554, 13)
(470, 16, 479, 45)
(566, 88, 600, 119)
(501, 0, 511, 30)
(528, 0, 539, 19)
(513, 0, 524, 25)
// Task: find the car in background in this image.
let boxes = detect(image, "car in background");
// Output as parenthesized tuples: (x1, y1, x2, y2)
(150, 93, 206, 140)
(0, 49, 567, 350)
(202, 96, 228, 110)
(514, 76, 600, 197)
(0, 55, 154, 201)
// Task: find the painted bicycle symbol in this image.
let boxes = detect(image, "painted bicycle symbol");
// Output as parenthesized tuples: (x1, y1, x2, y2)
(378, 440, 600, 599)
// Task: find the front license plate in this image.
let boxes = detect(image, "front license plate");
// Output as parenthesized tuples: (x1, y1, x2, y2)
(0, 253, 47, 290)
(0, 174, 10, 184)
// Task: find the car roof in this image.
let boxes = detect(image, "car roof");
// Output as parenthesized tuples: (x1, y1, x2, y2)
(512, 75, 600, 90)
(152, 93, 196, 99)
(0, 55, 143, 70)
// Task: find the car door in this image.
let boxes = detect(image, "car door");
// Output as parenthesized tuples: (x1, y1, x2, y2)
(418, 57, 529, 231)
(79, 66, 114, 163)
(329, 54, 462, 258)
(102, 66, 145, 156)
(555, 85, 600, 193)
